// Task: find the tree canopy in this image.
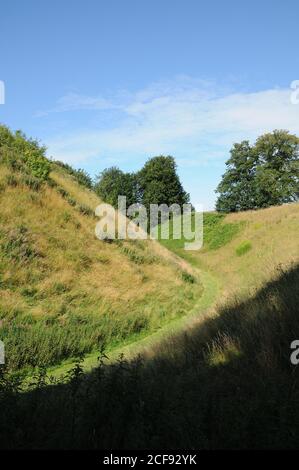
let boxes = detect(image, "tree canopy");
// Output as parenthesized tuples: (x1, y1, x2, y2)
(94, 156, 190, 211)
(138, 155, 190, 211)
(94, 167, 138, 208)
(216, 130, 299, 212)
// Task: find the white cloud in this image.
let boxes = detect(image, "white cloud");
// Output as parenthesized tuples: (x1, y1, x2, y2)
(35, 92, 118, 117)
(42, 78, 299, 209)
(44, 78, 299, 167)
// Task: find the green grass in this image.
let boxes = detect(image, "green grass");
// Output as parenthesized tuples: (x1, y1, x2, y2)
(236, 240, 252, 256)
(12, 268, 220, 382)
(158, 212, 244, 254)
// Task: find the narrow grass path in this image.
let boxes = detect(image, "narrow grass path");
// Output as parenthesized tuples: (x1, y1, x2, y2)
(47, 266, 221, 380)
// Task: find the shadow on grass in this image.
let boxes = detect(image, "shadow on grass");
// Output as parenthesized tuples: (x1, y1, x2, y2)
(1, 263, 299, 449)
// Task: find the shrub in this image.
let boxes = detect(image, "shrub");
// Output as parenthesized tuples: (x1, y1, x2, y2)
(21, 175, 42, 192)
(121, 246, 156, 265)
(0, 125, 50, 180)
(0, 125, 15, 147)
(77, 204, 93, 217)
(66, 196, 77, 207)
(53, 160, 93, 189)
(74, 168, 93, 189)
(79, 254, 93, 270)
(0, 147, 24, 171)
(47, 178, 58, 188)
(62, 211, 71, 223)
(0, 226, 39, 263)
(5, 174, 19, 187)
(21, 287, 38, 298)
(57, 187, 69, 198)
(181, 271, 196, 283)
(52, 282, 70, 294)
(23, 150, 50, 181)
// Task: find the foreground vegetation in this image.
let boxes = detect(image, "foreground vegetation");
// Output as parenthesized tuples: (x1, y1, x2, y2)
(1, 262, 298, 449)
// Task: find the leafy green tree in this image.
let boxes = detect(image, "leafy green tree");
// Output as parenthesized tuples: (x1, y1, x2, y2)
(94, 156, 190, 231)
(216, 130, 299, 212)
(137, 155, 190, 212)
(216, 141, 257, 212)
(94, 167, 138, 208)
(254, 130, 299, 207)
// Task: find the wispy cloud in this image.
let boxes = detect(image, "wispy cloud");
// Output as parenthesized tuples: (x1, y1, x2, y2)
(35, 92, 119, 117)
(44, 77, 299, 168)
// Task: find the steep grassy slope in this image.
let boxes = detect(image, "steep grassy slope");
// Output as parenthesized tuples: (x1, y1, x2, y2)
(0, 161, 203, 371)
(159, 203, 299, 298)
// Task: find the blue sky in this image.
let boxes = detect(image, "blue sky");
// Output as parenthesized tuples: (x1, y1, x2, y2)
(1, 0, 299, 209)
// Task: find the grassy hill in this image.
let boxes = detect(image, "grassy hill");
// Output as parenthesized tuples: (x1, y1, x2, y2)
(159, 203, 299, 298)
(0, 152, 203, 371)
(1, 126, 299, 449)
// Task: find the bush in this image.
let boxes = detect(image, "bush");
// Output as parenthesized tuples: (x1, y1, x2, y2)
(77, 204, 94, 217)
(5, 174, 19, 187)
(47, 178, 58, 188)
(0, 226, 39, 263)
(66, 196, 77, 207)
(0, 125, 50, 181)
(23, 150, 50, 180)
(57, 187, 69, 199)
(0, 147, 24, 171)
(53, 161, 93, 189)
(181, 271, 196, 283)
(21, 175, 42, 192)
(74, 169, 93, 189)
(121, 246, 157, 265)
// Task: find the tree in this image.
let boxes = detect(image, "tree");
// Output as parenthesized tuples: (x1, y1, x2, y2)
(254, 130, 299, 207)
(94, 167, 138, 208)
(94, 156, 190, 215)
(216, 130, 299, 212)
(137, 156, 190, 212)
(215, 141, 257, 212)
(73, 168, 93, 189)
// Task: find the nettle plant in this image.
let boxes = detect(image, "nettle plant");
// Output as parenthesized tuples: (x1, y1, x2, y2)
(23, 148, 50, 180)
(0, 126, 50, 181)
(15, 130, 50, 181)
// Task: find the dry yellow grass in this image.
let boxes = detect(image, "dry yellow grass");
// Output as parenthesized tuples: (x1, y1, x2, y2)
(0, 165, 202, 324)
(190, 202, 299, 298)
(0, 162, 206, 370)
